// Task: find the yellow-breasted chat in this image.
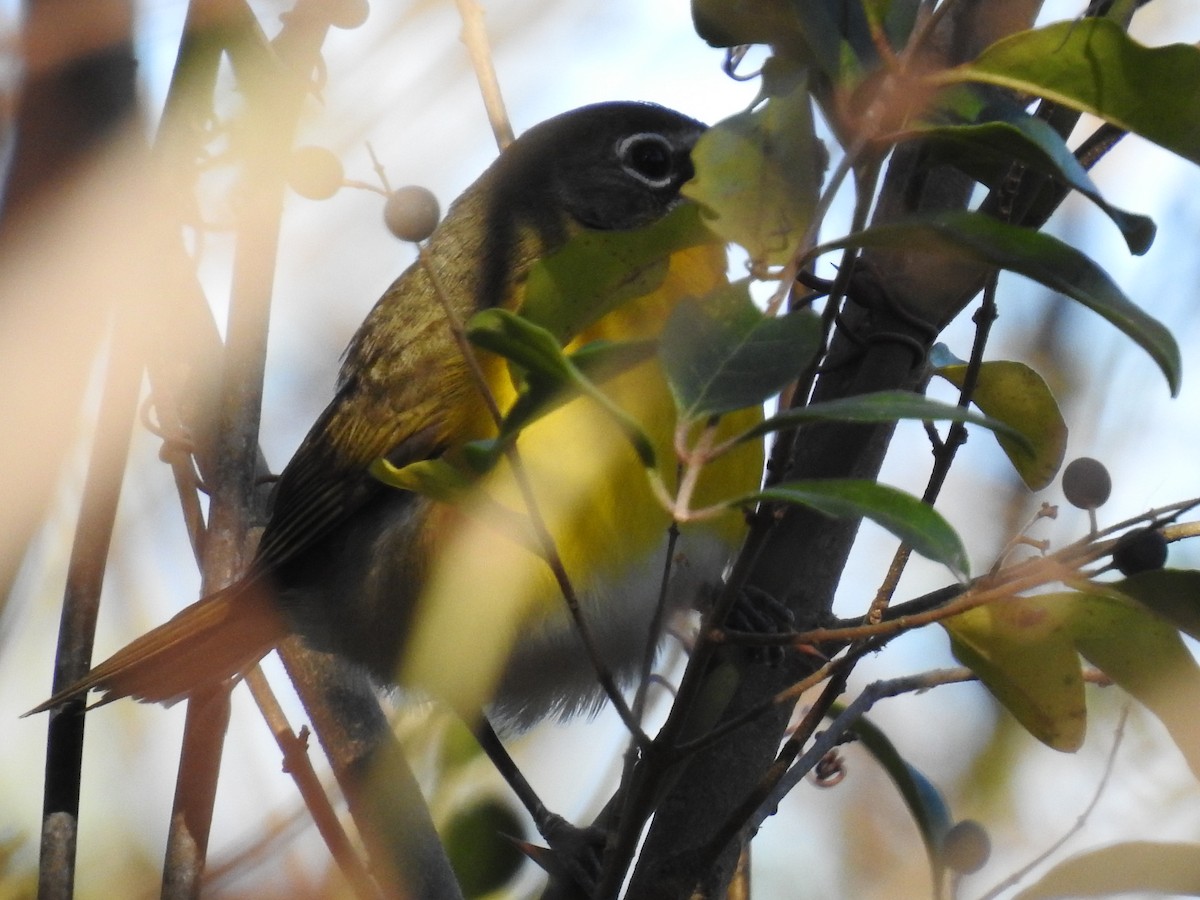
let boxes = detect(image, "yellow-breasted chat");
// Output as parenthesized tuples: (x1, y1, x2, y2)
(31, 101, 763, 728)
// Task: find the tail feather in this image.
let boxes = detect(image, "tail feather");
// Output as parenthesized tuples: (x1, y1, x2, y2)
(26, 581, 287, 715)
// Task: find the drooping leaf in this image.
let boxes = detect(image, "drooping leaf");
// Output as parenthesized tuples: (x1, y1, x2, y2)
(851, 712, 953, 874)
(1114, 569, 1200, 641)
(935, 360, 1067, 490)
(660, 280, 821, 418)
(742, 389, 1031, 451)
(937, 19, 1200, 166)
(745, 479, 969, 578)
(683, 83, 826, 266)
(519, 203, 718, 343)
(816, 211, 1181, 395)
(945, 595, 1086, 751)
(947, 585, 1200, 768)
(1015, 841, 1200, 899)
(1067, 587, 1200, 781)
(908, 112, 1155, 254)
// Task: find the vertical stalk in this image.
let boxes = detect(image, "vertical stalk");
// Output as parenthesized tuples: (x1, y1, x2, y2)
(39, 305, 144, 900)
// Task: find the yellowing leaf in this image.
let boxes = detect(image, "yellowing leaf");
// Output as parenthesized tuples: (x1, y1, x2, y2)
(936, 360, 1067, 489)
(1066, 589, 1200, 781)
(945, 595, 1085, 751)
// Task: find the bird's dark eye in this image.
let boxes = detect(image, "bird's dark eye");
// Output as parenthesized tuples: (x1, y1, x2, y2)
(618, 133, 675, 186)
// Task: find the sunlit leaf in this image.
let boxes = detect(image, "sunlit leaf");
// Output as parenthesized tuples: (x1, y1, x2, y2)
(660, 281, 821, 418)
(742, 389, 1031, 451)
(1015, 841, 1200, 899)
(938, 19, 1200, 166)
(684, 83, 825, 266)
(436, 716, 486, 772)
(816, 211, 1181, 395)
(944, 595, 1086, 751)
(935, 360, 1067, 490)
(745, 479, 968, 578)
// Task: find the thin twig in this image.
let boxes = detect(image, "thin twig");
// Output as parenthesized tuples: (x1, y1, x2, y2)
(39, 303, 144, 900)
(453, 0, 514, 150)
(164, 1, 338, 891)
(975, 704, 1130, 900)
(243, 668, 381, 899)
(864, 269, 1001, 624)
(750, 668, 979, 835)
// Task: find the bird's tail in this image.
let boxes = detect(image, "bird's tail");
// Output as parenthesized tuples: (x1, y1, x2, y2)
(26, 580, 287, 715)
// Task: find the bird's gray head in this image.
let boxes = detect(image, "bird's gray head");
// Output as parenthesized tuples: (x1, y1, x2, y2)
(491, 101, 707, 234)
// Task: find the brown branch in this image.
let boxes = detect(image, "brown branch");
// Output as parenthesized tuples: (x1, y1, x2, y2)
(243, 667, 382, 899)
(624, 5, 1047, 897)
(39, 299, 144, 900)
(20, 6, 142, 897)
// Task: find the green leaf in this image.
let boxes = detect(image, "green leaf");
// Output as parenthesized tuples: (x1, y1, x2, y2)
(816, 211, 1182, 395)
(659, 281, 821, 418)
(745, 479, 969, 578)
(1015, 842, 1200, 899)
(683, 83, 826, 266)
(468, 307, 574, 387)
(691, 0, 870, 81)
(742, 389, 1032, 451)
(937, 19, 1200, 166)
(467, 308, 657, 466)
(945, 595, 1086, 751)
(935, 361, 1067, 490)
(1067, 587, 1200, 781)
(691, 0, 806, 52)
(851, 712, 953, 874)
(1113, 569, 1200, 641)
(909, 112, 1156, 254)
(520, 203, 718, 344)
(497, 339, 660, 456)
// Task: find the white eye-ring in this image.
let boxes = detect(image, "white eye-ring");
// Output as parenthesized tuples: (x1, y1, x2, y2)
(617, 132, 676, 188)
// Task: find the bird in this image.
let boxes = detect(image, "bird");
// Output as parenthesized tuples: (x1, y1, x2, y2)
(32, 101, 763, 730)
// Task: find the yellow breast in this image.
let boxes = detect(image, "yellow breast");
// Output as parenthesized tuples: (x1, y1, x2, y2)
(399, 241, 763, 721)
